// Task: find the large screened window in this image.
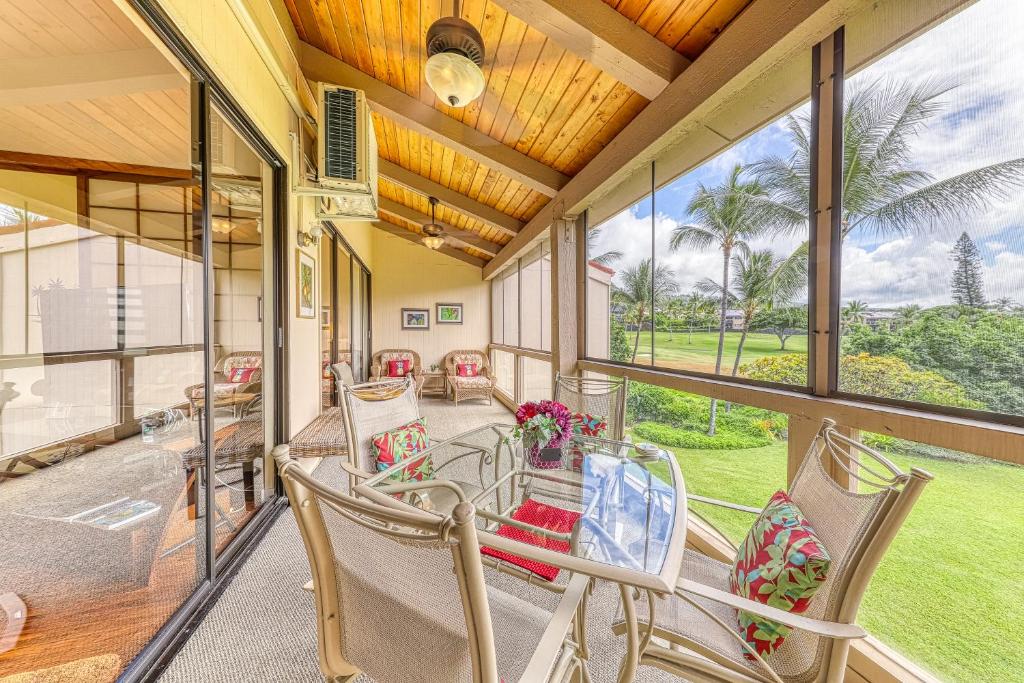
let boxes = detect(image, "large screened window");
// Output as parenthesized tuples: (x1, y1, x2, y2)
(838, 0, 1024, 420)
(490, 240, 552, 402)
(586, 62, 812, 402)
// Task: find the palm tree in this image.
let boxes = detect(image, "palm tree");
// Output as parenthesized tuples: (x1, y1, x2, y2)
(670, 165, 801, 434)
(991, 297, 1017, 313)
(681, 291, 716, 344)
(750, 78, 1024, 241)
(663, 297, 684, 341)
(586, 225, 624, 266)
(841, 300, 869, 327)
(697, 246, 808, 379)
(895, 304, 922, 327)
(612, 258, 678, 363)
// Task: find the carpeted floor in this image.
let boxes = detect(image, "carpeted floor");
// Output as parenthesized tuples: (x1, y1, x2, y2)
(158, 398, 678, 682)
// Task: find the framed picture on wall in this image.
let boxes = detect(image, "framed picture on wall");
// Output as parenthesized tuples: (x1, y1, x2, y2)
(296, 250, 316, 318)
(436, 303, 463, 324)
(401, 308, 430, 330)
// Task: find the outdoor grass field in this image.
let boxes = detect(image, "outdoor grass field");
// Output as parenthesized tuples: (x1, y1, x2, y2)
(640, 435, 1024, 683)
(628, 330, 808, 374)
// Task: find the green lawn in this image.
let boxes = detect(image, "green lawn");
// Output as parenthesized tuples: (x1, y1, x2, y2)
(640, 436, 1024, 682)
(629, 330, 807, 374)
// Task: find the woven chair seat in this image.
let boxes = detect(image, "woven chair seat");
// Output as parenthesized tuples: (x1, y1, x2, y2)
(289, 408, 347, 458)
(450, 375, 493, 388)
(181, 417, 264, 468)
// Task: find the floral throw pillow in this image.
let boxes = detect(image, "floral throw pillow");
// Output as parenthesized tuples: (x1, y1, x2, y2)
(387, 359, 411, 377)
(729, 490, 831, 658)
(371, 419, 432, 481)
(456, 363, 479, 377)
(571, 412, 607, 438)
(228, 367, 257, 383)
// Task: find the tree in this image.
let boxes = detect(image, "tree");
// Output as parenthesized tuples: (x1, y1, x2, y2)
(670, 165, 800, 434)
(609, 320, 631, 362)
(750, 79, 1024, 241)
(950, 231, 985, 307)
(751, 305, 808, 350)
(680, 291, 717, 343)
(697, 246, 808, 378)
(841, 300, 869, 328)
(894, 304, 922, 328)
(585, 224, 623, 266)
(662, 297, 684, 341)
(612, 258, 679, 363)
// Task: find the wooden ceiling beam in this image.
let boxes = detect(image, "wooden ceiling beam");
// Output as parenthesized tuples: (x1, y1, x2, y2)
(373, 220, 487, 268)
(489, 0, 690, 100)
(300, 42, 570, 197)
(378, 198, 499, 257)
(378, 159, 523, 237)
(484, 0, 835, 278)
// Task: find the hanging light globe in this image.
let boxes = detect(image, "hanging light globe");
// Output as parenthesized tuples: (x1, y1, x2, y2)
(425, 12, 485, 108)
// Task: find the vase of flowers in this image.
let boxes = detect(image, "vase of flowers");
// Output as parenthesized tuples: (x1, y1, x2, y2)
(514, 400, 572, 469)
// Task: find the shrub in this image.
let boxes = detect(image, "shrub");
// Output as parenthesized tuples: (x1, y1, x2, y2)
(741, 353, 982, 409)
(633, 421, 774, 450)
(610, 320, 631, 363)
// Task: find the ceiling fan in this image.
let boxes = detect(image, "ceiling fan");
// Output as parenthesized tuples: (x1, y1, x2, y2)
(424, 0, 485, 108)
(420, 196, 446, 249)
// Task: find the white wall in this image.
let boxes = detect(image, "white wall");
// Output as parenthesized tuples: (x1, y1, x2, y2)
(370, 230, 488, 372)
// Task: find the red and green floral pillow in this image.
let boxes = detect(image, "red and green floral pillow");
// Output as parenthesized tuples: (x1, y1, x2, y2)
(729, 490, 831, 658)
(371, 418, 433, 481)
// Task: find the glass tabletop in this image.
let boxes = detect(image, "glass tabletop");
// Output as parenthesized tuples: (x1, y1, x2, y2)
(356, 423, 687, 590)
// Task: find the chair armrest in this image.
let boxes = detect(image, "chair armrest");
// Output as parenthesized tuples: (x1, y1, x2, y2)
(687, 494, 763, 515)
(675, 578, 867, 640)
(518, 573, 591, 683)
(370, 363, 382, 379)
(340, 459, 372, 483)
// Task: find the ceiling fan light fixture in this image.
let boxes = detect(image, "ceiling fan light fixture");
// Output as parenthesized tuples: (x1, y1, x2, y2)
(421, 195, 446, 249)
(421, 234, 445, 250)
(425, 15, 485, 108)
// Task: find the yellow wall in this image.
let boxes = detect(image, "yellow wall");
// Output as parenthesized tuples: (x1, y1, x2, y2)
(370, 230, 488, 371)
(153, 0, 375, 437)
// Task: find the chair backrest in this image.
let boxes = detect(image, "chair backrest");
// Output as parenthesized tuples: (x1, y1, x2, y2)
(330, 361, 355, 388)
(273, 445, 500, 683)
(445, 349, 490, 375)
(553, 374, 628, 440)
(340, 377, 420, 473)
(371, 349, 422, 379)
(768, 420, 932, 681)
(219, 350, 263, 379)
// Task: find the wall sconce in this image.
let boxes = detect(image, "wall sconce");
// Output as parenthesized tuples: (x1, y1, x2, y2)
(298, 221, 323, 247)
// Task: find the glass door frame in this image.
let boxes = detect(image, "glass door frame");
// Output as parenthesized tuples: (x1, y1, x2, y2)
(322, 223, 371, 388)
(119, 1, 288, 681)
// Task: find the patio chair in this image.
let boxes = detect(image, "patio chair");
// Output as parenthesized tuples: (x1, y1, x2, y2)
(444, 349, 496, 406)
(370, 348, 425, 392)
(339, 377, 419, 485)
(273, 444, 590, 683)
(611, 419, 933, 683)
(553, 373, 628, 440)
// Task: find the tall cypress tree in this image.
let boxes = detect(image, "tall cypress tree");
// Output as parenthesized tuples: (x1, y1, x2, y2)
(950, 231, 986, 307)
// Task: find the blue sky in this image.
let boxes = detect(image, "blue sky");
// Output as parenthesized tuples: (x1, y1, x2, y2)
(591, 0, 1024, 309)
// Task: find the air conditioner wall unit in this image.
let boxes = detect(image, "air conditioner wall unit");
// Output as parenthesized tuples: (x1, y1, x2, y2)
(292, 83, 378, 222)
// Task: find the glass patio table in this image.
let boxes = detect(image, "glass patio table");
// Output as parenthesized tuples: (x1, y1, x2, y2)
(355, 423, 688, 683)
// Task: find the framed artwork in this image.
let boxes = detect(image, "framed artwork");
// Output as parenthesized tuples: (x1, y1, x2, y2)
(321, 306, 331, 329)
(436, 303, 463, 325)
(401, 308, 430, 330)
(296, 250, 316, 318)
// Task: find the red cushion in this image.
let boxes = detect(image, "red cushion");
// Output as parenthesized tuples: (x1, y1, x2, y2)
(730, 490, 831, 658)
(387, 359, 411, 377)
(481, 498, 581, 582)
(228, 367, 257, 383)
(456, 363, 478, 377)
(371, 419, 432, 481)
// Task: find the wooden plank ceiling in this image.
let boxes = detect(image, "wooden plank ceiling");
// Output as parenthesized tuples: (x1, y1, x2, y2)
(286, 0, 751, 265)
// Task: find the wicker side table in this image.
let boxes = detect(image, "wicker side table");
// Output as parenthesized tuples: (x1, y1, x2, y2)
(418, 371, 446, 398)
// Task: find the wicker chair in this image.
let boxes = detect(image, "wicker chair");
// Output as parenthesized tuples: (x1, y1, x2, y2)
(553, 374, 628, 440)
(274, 443, 590, 683)
(611, 419, 933, 683)
(444, 350, 496, 406)
(183, 350, 262, 417)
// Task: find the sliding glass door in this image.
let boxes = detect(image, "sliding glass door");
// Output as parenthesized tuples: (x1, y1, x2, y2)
(321, 229, 370, 405)
(0, 1, 281, 678)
